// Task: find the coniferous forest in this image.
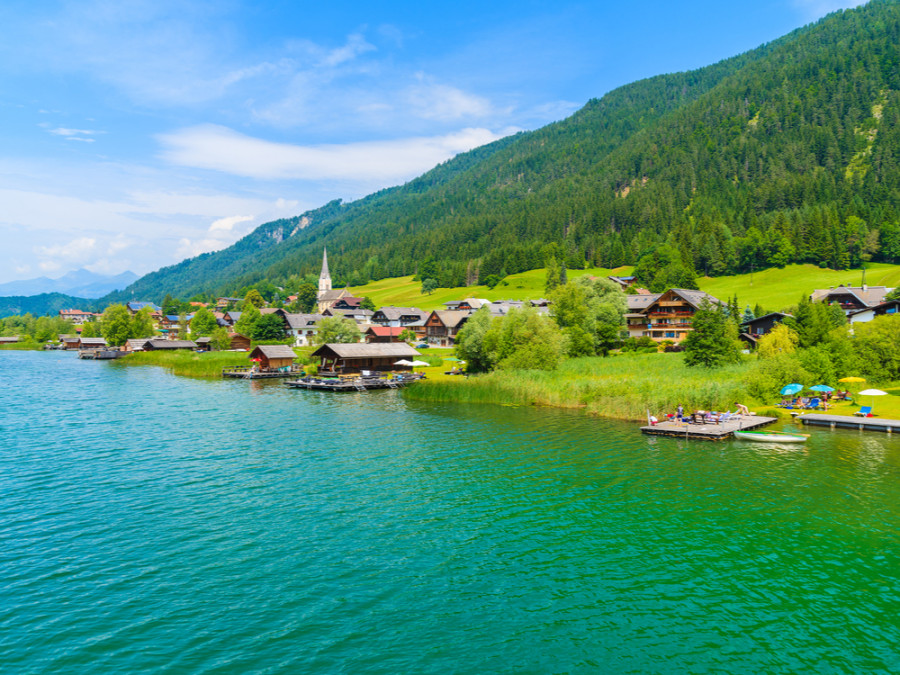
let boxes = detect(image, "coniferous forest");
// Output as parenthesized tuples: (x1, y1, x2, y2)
(106, 0, 900, 302)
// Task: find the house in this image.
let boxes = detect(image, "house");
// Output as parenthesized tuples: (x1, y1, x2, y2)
(126, 301, 161, 315)
(323, 307, 373, 326)
(78, 337, 108, 350)
(249, 345, 296, 370)
(159, 314, 194, 336)
(370, 306, 429, 327)
(634, 289, 722, 343)
(0, 336, 20, 344)
(443, 298, 489, 311)
(424, 310, 470, 346)
(222, 310, 242, 326)
(847, 298, 900, 324)
(59, 309, 98, 324)
(229, 333, 252, 351)
(60, 335, 81, 350)
(623, 293, 661, 339)
(284, 313, 326, 346)
(195, 337, 212, 352)
(365, 326, 407, 343)
(216, 297, 243, 308)
(142, 339, 197, 351)
(124, 338, 150, 352)
(810, 285, 893, 315)
(311, 342, 421, 374)
(332, 296, 364, 310)
(739, 312, 793, 349)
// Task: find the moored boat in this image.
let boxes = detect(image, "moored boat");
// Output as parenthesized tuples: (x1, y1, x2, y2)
(733, 429, 809, 443)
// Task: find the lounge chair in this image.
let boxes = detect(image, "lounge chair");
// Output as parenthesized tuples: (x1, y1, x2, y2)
(805, 398, 820, 410)
(854, 406, 873, 417)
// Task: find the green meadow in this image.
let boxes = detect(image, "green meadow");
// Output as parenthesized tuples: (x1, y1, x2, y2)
(350, 262, 900, 313)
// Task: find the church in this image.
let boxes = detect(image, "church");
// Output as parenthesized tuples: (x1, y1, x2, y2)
(316, 247, 353, 313)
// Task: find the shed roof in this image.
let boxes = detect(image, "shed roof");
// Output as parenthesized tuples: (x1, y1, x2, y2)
(79, 337, 108, 346)
(373, 306, 428, 321)
(284, 313, 326, 329)
(433, 310, 470, 328)
(147, 339, 197, 349)
(312, 343, 420, 359)
(250, 344, 297, 359)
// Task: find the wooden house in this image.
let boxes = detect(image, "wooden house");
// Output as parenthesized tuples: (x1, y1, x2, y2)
(195, 337, 212, 351)
(249, 345, 297, 370)
(78, 337, 108, 350)
(143, 339, 198, 351)
(311, 343, 421, 374)
(332, 296, 364, 310)
(229, 333, 252, 351)
(810, 285, 893, 315)
(60, 335, 81, 350)
(424, 310, 470, 346)
(739, 312, 794, 348)
(637, 289, 722, 344)
(125, 338, 150, 352)
(847, 299, 900, 324)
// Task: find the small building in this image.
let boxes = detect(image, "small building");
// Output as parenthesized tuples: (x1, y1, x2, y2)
(739, 312, 793, 347)
(125, 338, 150, 352)
(229, 333, 252, 351)
(126, 301, 161, 315)
(443, 298, 489, 311)
(60, 335, 81, 350)
(370, 306, 429, 327)
(284, 313, 325, 346)
(311, 343, 421, 374)
(216, 297, 243, 309)
(142, 339, 198, 351)
(195, 337, 212, 352)
(847, 299, 900, 324)
(424, 310, 470, 346)
(0, 336, 20, 344)
(365, 326, 406, 343)
(78, 337, 108, 350)
(249, 345, 297, 370)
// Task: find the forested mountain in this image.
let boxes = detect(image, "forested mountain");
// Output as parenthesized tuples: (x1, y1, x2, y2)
(0, 293, 94, 319)
(107, 0, 900, 302)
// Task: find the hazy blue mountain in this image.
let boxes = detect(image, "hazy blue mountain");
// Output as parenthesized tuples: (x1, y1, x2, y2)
(0, 269, 137, 299)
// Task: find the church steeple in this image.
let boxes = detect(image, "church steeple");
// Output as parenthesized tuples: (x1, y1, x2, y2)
(318, 247, 332, 295)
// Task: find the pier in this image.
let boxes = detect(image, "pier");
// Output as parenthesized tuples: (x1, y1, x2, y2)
(641, 414, 777, 441)
(798, 413, 900, 434)
(285, 374, 421, 392)
(222, 365, 304, 379)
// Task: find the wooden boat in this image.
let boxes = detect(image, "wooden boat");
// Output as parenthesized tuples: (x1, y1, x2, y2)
(733, 429, 809, 443)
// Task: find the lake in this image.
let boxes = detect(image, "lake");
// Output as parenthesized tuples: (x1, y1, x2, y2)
(2, 350, 899, 673)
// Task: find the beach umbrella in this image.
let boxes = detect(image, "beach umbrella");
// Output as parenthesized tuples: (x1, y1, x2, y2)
(409, 360, 430, 367)
(394, 359, 414, 366)
(809, 384, 835, 393)
(780, 383, 804, 396)
(858, 388, 888, 412)
(838, 376, 866, 383)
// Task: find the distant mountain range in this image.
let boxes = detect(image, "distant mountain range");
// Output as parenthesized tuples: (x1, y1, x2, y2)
(0, 269, 137, 299)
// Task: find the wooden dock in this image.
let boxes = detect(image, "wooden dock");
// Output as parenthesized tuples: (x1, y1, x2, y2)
(285, 375, 420, 392)
(798, 413, 900, 434)
(641, 414, 777, 441)
(222, 365, 304, 379)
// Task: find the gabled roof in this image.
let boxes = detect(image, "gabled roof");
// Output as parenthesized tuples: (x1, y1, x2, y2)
(250, 345, 296, 359)
(372, 306, 428, 321)
(626, 293, 661, 311)
(846, 298, 900, 317)
(79, 337, 107, 346)
(284, 313, 326, 329)
(740, 312, 793, 326)
(810, 285, 891, 307)
(668, 288, 722, 308)
(127, 301, 161, 312)
(147, 339, 197, 349)
(365, 326, 405, 337)
(312, 343, 421, 358)
(431, 310, 470, 329)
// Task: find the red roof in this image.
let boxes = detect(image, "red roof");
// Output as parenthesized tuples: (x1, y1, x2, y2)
(366, 326, 405, 337)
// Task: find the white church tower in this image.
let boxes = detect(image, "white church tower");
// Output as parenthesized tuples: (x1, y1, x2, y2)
(318, 247, 332, 296)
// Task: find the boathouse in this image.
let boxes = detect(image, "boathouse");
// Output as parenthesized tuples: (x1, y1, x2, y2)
(229, 333, 252, 350)
(142, 339, 198, 351)
(311, 343, 421, 374)
(249, 345, 297, 370)
(78, 337, 108, 350)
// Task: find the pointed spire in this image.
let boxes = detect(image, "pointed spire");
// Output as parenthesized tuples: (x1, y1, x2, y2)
(320, 247, 330, 280)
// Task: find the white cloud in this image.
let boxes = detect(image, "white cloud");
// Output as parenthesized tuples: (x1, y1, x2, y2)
(405, 75, 495, 121)
(792, 0, 867, 18)
(175, 236, 234, 260)
(36, 236, 97, 261)
(209, 214, 253, 233)
(157, 124, 506, 181)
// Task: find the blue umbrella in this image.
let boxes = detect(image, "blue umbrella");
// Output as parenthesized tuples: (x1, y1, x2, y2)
(780, 383, 804, 396)
(809, 384, 834, 393)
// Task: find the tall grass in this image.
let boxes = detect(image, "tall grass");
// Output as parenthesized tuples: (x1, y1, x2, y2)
(114, 351, 251, 378)
(404, 352, 757, 420)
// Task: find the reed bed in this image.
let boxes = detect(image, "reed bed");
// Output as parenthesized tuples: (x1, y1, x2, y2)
(114, 350, 251, 378)
(405, 353, 757, 421)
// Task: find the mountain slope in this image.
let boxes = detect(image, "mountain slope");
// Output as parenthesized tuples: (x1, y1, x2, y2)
(108, 0, 900, 303)
(0, 269, 137, 299)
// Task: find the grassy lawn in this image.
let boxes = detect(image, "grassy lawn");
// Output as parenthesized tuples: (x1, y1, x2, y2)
(698, 263, 900, 313)
(350, 266, 635, 311)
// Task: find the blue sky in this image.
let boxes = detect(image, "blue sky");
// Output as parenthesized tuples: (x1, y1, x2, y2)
(0, 0, 867, 284)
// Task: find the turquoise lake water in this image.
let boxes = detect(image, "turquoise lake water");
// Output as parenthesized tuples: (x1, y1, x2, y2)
(2, 350, 900, 673)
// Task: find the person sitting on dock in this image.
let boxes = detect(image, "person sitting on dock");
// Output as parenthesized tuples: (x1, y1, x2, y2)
(735, 402, 750, 416)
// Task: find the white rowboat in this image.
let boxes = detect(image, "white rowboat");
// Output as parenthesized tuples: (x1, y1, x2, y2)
(733, 430, 809, 443)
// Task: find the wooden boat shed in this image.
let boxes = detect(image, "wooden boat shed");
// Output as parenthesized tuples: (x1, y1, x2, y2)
(249, 344, 297, 369)
(143, 339, 198, 351)
(311, 343, 421, 374)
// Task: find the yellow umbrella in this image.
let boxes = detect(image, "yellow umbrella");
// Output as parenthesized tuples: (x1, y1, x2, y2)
(838, 376, 866, 383)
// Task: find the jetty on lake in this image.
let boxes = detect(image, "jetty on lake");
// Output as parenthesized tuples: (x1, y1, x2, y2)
(222, 345, 304, 379)
(798, 413, 900, 434)
(641, 414, 777, 441)
(285, 373, 422, 392)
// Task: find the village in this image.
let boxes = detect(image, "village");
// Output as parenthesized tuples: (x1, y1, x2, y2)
(41, 248, 899, 379)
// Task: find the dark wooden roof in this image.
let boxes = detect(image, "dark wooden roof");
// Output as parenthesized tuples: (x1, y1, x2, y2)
(250, 345, 297, 359)
(311, 343, 420, 359)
